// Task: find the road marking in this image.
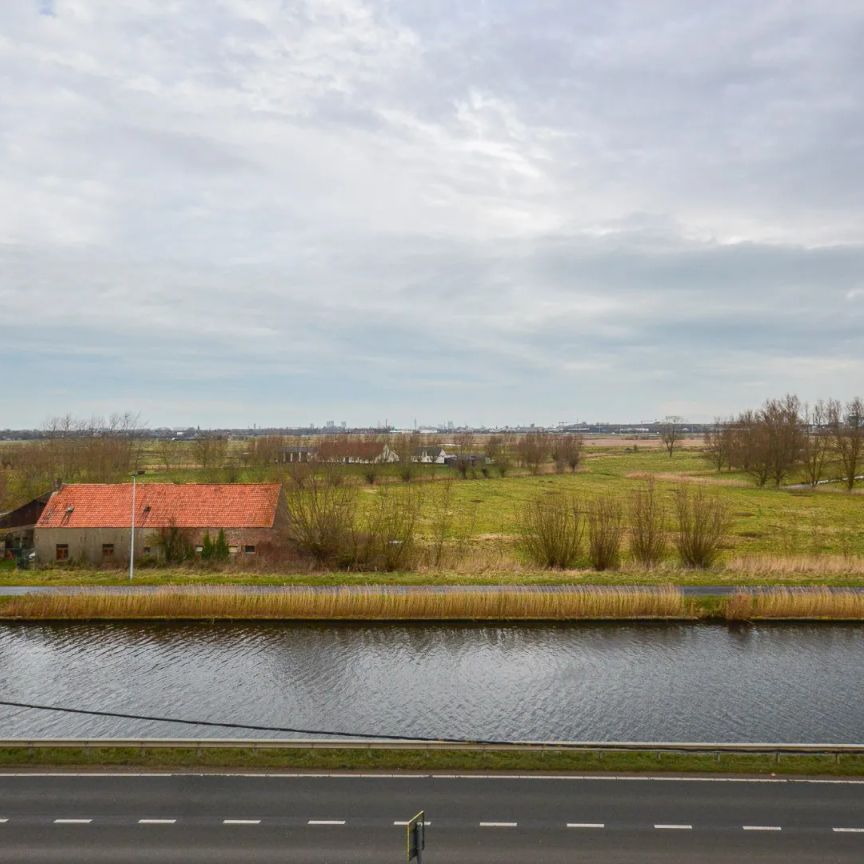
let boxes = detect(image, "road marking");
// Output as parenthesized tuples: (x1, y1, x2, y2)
(54, 819, 92, 824)
(834, 828, 864, 833)
(480, 822, 517, 827)
(743, 825, 782, 831)
(655, 824, 692, 830)
(0, 819, 7, 823)
(223, 819, 261, 825)
(567, 822, 604, 829)
(138, 819, 176, 824)
(308, 820, 345, 825)
(394, 820, 431, 826)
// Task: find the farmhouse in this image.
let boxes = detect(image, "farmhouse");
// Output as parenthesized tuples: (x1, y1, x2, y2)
(414, 446, 449, 464)
(34, 483, 285, 566)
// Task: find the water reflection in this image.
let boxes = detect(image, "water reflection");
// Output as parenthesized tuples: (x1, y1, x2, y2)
(0, 621, 862, 743)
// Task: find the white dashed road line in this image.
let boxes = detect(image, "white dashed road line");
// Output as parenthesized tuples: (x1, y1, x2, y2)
(0, 819, 7, 824)
(743, 825, 782, 831)
(54, 819, 92, 824)
(307, 820, 345, 825)
(479, 822, 517, 828)
(567, 822, 605, 829)
(833, 827, 864, 833)
(223, 819, 261, 825)
(655, 824, 692, 830)
(393, 820, 431, 826)
(138, 819, 176, 824)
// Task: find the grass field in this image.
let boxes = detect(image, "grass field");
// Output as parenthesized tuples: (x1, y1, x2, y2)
(5, 445, 862, 586)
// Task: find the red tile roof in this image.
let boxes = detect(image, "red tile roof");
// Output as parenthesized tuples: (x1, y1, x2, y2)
(36, 484, 282, 530)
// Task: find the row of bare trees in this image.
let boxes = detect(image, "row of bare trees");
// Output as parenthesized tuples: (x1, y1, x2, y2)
(519, 481, 729, 570)
(1, 413, 144, 507)
(704, 395, 864, 488)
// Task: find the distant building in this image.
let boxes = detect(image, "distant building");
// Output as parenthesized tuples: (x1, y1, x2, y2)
(280, 446, 316, 464)
(34, 483, 286, 566)
(414, 446, 449, 464)
(316, 440, 398, 464)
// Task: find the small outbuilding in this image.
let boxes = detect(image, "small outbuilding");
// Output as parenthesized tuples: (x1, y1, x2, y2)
(34, 483, 285, 566)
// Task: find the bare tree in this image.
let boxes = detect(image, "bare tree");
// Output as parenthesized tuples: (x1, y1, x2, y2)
(703, 420, 733, 472)
(659, 416, 684, 457)
(193, 433, 228, 473)
(829, 397, 864, 490)
(553, 434, 584, 473)
(391, 433, 420, 482)
(800, 401, 832, 487)
(517, 432, 549, 475)
(760, 395, 804, 487)
(485, 434, 513, 477)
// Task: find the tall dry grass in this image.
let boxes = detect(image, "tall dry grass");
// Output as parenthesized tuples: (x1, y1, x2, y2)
(725, 588, 864, 620)
(0, 586, 689, 620)
(724, 554, 864, 578)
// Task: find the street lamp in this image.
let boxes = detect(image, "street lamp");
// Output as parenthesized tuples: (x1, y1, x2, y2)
(129, 473, 137, 582)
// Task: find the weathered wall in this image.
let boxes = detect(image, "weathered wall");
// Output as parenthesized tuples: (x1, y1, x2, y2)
(35, 525, 283, 566)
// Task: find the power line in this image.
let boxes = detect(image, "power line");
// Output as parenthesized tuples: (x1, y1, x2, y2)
(0, 698, 504, 745)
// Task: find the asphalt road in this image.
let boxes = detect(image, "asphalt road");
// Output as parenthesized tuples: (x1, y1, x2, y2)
(1, 772, 863, 863)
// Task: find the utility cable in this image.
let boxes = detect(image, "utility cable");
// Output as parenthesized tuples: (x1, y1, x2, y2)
(0, 697, 517, 746)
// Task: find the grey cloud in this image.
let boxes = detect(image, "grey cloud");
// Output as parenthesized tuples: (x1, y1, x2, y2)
(0, 0, 862, 425)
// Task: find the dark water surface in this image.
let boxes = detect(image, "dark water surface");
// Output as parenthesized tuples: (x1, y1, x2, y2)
(0, 621, 862, 743)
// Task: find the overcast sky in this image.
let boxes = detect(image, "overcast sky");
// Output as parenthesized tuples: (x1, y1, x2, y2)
(2, 1, 863, 428)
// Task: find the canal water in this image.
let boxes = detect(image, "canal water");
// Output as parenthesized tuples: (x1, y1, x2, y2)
(0, 621, 862, 743)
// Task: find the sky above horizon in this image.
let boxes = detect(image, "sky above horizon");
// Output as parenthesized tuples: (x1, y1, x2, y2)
(2, 1, 863, 428)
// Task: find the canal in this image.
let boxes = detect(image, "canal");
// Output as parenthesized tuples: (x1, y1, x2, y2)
(0, 621, 862, 743)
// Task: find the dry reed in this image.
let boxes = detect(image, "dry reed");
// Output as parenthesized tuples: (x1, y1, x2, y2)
(725, 588, 864, 620)
(0, 586, 689, 621)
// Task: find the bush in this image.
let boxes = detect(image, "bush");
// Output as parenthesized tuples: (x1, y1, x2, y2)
(351, 487, 420, 571)
(587, 496, 624, 570)
(674, 485, 730, 569)
(628, 479, 667, 567)
(284, 473, 357, 566)
(518, 493, 582, 568)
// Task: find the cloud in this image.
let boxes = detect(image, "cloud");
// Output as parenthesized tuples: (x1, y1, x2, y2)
(1, 0, 863, 425)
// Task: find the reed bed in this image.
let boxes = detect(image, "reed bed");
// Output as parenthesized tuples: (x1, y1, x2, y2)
(724, 554, 864, 577)
(0, 586, 690, 621)
(725, 588, 864, 620)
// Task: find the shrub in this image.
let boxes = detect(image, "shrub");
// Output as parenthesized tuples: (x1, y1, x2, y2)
(587, 496, 624, 570)
(518, 493, 582, 568)
(351, 487, 420, 571)
(284, 473, 357, 566)
(674, 485, 730, 569)
(628, 479, 667, 567)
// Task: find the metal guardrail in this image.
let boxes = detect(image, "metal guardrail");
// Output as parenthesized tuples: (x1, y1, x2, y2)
(0, 738, 862, 755)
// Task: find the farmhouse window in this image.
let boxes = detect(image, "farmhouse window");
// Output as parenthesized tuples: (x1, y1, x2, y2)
(243, 545, 256, 554)
(102, 543, 114, 559)
(55, 544, 69, 561)
(143, 546, 151, 556)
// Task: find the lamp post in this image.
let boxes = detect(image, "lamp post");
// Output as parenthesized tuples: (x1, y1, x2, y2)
(129, 474, 137, 582)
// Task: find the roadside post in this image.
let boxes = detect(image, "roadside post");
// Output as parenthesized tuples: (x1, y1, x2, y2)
(406, 810, 425, 863)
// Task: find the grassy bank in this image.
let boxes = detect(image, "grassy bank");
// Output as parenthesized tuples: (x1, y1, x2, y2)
(0, 745, 862, 777)
(0, 586, 691, 620)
